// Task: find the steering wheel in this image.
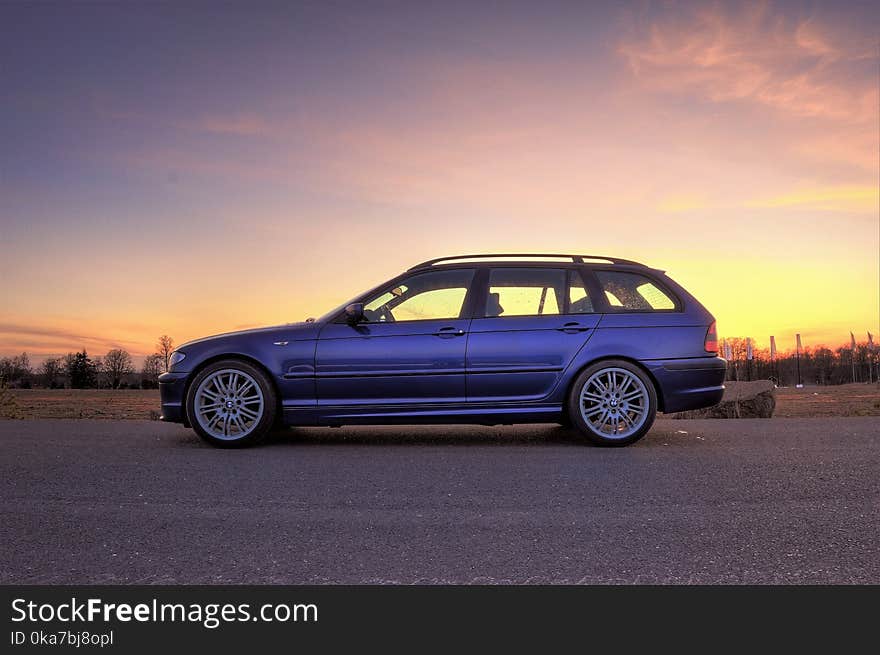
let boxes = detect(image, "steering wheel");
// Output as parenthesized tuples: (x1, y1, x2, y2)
(364, 304, 395, 323)
(377, 304, 395, 322)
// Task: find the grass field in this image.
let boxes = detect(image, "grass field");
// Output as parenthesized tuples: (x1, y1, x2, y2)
(4, 389, 161, 420)
(773, 383, 880, 417)
(3, 383, 879, 420)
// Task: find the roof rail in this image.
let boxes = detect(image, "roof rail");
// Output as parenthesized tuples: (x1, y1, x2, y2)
(407, 253, 646, 271)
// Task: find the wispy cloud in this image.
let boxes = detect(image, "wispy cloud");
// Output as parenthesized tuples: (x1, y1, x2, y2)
(746, 185, 878, 212)
(0, 323, 145, 355)
(618, 1, 878, 123)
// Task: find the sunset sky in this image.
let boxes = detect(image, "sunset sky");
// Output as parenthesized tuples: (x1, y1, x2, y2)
(1, 1, 878, 363)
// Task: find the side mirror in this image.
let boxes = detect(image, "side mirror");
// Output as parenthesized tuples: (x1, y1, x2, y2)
(344, 302, 365, 326)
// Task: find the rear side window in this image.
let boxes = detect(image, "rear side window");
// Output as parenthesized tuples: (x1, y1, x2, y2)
(568, 271, 594, 314)
(595, 271, 677, 311)
(485, 268, 595, 317)
(486, 268, 564, 317)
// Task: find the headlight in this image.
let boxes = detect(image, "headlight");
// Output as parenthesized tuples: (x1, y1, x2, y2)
(169, 351, 186, 369)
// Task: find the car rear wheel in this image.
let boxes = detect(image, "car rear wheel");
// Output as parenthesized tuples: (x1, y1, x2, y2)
(567, 360, 657, 446)
(186, 359, 276, 447)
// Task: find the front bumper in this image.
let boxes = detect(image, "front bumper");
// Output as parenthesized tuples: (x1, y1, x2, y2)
(158, 371, 189, 424)
(643, 357, 726, 414)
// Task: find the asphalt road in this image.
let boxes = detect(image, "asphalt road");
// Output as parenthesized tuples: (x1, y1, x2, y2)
(2, 418, 878, 584)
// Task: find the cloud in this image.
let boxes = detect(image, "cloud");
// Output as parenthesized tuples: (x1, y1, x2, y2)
(0, 323, 144, 356)
(656, 194, 710, 213)
(618, 1, 878, 123)
(746, 185, 879, 212)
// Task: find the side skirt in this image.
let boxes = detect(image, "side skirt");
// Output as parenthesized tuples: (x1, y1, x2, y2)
(282, 402, 565, 427)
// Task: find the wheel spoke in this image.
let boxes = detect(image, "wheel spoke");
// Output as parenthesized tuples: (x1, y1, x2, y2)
(239, 406, 259, 420)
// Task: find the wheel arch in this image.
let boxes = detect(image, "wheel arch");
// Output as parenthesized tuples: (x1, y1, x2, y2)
(182, 353, 283, 425)
(563, 355, 665, 416)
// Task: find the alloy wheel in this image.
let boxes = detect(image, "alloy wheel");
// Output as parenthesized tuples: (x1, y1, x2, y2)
(579, 367, 649, 440)
(194, 368, 265, 441)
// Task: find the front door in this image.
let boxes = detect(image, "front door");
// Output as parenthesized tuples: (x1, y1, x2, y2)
(316, 268, 475, 406)
(466, 267, 600, 402)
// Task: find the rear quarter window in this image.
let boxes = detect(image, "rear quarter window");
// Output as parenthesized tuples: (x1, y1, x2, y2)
(595, 270, 678, 311)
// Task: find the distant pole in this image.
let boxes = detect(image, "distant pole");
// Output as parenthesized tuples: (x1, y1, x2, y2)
(795, 333, 803, 388)
(851, 332, 857, 383)
(746, 338, 753, 381)
(771, 337, 775, 383)
(870, 332, 876, 383)
(770, 335, 778, 385)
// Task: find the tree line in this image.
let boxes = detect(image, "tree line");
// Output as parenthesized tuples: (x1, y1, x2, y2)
(2, 333, 878, 390)
(721, 336, 878, 386)
(0, 335, 176, 390)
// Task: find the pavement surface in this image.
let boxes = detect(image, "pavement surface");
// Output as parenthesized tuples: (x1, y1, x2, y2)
(1, 418, 878, 584)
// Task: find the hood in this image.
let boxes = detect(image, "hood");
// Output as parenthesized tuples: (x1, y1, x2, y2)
(179, 321, 316, 350)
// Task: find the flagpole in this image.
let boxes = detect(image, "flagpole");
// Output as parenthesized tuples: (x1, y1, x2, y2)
(851, 332, 857, 383)
(869, 331, 876, 384)
(770, 335, 777, 385)
(746, 337, 753, 381)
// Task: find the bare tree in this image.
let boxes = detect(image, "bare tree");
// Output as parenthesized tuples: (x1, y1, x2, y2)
(0, 352, 33, 387)
(141, 354, 164, 388)
(93, 356, 105, 388)
(103, 349, 134, 389)
(15, 352, 31, 378)
(157, 335, 175, 372)
(39, 357, 63, 388)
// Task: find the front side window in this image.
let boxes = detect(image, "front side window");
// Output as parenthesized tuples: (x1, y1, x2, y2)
(485, 268, 568, 317)
(595, 271, 677, 311)
(362, 269, 474, 322)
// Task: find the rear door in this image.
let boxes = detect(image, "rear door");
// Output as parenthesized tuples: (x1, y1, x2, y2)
(465, 267, 600, 402)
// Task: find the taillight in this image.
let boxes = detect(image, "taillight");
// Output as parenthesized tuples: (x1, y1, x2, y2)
(704, 321, 718, 353)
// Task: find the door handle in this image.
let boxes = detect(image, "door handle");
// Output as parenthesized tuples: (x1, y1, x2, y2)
(434, 327, 466, 337)
(557, 322, 590, 333)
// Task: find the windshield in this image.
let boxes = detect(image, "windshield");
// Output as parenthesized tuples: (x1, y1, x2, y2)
(312, 277, 392, 324)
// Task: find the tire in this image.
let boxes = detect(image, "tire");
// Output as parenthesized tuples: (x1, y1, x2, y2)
(186, 359, 277, 447)
(567, 359, 657, 446)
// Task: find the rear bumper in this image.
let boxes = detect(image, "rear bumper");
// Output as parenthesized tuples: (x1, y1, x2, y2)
(643, 357, 726, 414)
(158, 372, 189, 424)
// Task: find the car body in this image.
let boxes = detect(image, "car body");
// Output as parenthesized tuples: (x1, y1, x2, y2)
(159, 254, 726, 446)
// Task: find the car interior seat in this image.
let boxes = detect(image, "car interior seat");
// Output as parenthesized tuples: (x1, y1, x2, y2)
(486, 292, 505, 317)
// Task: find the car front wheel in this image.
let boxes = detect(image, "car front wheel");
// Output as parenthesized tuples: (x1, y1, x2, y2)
(567, 360, 657, 446)
(186, 359, 276, 447)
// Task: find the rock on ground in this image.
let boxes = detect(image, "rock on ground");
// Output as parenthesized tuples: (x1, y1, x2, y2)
(670, 380, 775, 419)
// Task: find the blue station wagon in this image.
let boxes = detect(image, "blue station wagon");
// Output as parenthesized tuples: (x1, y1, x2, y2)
(159, 254, 726, 447)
